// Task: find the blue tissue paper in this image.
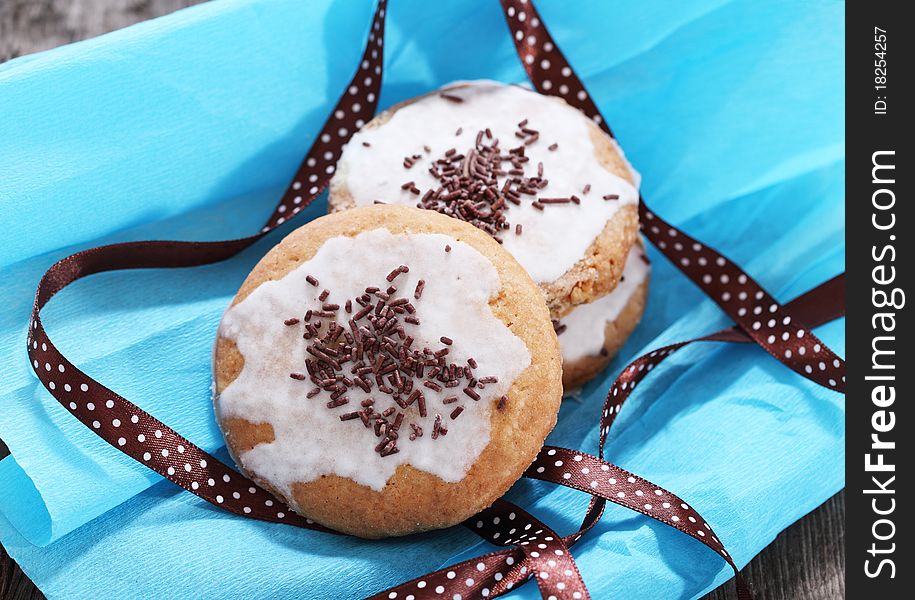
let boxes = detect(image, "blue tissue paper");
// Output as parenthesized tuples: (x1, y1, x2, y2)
(0, 0, 843, 597)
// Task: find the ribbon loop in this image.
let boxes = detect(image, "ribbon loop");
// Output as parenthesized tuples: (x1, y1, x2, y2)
(530, 448, 733, 565)
(528, 447, 751, 600)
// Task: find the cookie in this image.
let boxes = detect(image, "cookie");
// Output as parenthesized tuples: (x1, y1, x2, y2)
(555, 242, 650, 390)
(213, 205, 562, 538)
(328, 80, 642, 319)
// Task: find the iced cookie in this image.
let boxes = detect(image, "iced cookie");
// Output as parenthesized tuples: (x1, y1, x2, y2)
(213, 205, 562, 538)
(328, 80, 641, 319)
(555, 242, 650, 390)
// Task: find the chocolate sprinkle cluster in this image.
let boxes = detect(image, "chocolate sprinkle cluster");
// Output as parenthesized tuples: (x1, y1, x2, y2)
(391, 114, 630, 243)
(403, 119, 560, 242)
(285, 267, 506, 458)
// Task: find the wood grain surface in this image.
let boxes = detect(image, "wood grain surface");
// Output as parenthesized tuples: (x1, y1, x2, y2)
(0, 2, 845, 599)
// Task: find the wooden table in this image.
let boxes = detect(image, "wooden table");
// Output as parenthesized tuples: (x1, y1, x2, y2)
(0, 2, 845, 598)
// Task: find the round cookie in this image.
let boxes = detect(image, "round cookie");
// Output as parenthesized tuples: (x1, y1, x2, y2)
(213, 205, 562, 538)
(328, 80, 641, 319)
(555, 242, 651, 390)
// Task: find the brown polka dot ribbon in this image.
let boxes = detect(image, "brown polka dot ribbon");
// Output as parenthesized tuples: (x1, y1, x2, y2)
(23, 1, 846, 599)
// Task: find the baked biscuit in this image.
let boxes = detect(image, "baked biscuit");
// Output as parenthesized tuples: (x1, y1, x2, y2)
(213, 205, 562, 537)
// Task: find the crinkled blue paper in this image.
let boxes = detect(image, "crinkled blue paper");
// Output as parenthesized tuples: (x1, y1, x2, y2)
(0, 0, 844, 597)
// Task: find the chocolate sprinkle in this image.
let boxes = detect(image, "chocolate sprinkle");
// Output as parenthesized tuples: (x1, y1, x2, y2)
(431, 414, 444, 439)
(386, 265, 409, 282)
(327, 396, 349, 408)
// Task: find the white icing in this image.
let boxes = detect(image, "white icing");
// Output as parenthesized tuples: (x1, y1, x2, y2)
(559, 246, 649, 364)
(337, 80, 640, 284)
(216, 229, 531, 493)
